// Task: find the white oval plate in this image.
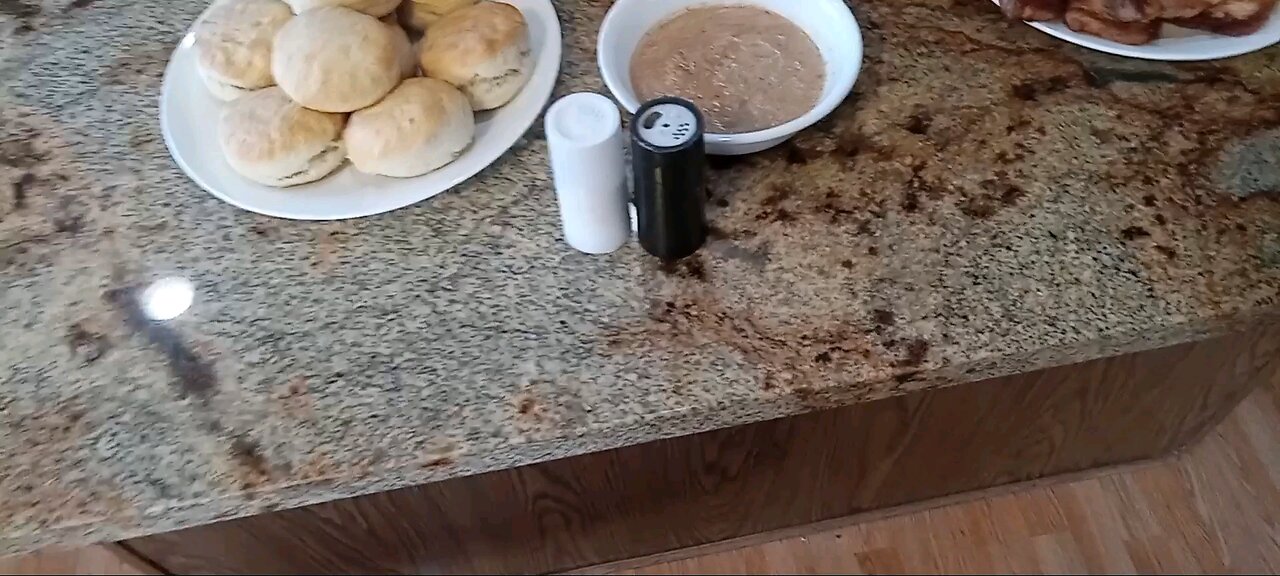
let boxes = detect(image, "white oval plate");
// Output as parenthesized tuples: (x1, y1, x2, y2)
(161, 0, 562, 220)
(994, 0, 1280, 61)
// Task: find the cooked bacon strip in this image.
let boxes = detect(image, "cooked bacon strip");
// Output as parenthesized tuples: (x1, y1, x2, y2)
(1167, 0, 1275, 34)
(1071, 0, 1157, 21)
(1064, 2, 1162, 42)
(999, 0, 1274, 45)
(1001, 0, 1069, 20)
(1150, 0, 1223, 19)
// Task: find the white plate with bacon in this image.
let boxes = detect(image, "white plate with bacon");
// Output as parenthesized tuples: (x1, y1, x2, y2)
(996, 0, 1280, 60)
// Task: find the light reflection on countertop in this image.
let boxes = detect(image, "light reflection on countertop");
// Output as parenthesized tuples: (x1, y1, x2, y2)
(140, 277, 194, 321)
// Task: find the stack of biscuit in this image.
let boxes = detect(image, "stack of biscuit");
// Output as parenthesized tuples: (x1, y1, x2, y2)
(192, 0, 532, 186)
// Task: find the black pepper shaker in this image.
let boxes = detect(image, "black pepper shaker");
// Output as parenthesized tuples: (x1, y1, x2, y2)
(630, 97, 707, 261)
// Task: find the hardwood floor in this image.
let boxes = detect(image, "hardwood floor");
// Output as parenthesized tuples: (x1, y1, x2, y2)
(3, 362, 1278, 574)
(0, 545, 155, 575)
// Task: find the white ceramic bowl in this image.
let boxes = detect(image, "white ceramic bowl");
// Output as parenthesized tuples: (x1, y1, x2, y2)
(598, 0, 863, 155)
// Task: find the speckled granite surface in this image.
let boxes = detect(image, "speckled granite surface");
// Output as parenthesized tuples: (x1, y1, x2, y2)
(2, 0, 1278, 555)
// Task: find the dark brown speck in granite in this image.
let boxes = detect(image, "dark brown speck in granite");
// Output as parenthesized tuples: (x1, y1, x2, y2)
(659, 256, 708, 281)
(898, 339, 931, 368)
(785, 142, 818, 165)
(10, 172, 35, 210)
(229, 436, 272, 489)
(2, 0, 1280, 556)
(872, 309, 896, 330)
(1121, 226, 1152, 241)
(903, 109, 932, 135)
(66, 322, 111, 365)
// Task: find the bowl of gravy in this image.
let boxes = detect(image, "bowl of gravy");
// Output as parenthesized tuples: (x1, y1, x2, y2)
(598, 0, 862, 155)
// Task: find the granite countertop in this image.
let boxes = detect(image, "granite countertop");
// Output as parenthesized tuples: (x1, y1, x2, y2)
(2, 0, 1279, 555)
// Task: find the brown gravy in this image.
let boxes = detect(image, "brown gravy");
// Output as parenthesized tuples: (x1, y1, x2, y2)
(630, 5, 825, 134)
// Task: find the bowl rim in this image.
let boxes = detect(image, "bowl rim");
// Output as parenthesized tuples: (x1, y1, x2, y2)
(597, 0, 863, 146)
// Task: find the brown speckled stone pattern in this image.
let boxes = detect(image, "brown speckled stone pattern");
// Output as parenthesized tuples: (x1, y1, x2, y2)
(1, 0, 1278, 555)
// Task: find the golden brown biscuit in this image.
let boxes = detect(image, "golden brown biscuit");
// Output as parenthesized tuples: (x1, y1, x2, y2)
(193, 0, 293, 100)
(344, 78, 475, 177)
(272, 6, 404, 112)
(417, 1, 531, 110)
(218, 87, 347, 186)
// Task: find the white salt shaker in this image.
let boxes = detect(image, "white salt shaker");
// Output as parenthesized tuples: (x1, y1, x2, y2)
(544, 92, 630, 255)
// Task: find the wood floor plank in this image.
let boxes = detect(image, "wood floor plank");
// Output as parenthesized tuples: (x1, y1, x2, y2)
(0, 545, 155, 575)
(1047, 485, 1129, 574)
